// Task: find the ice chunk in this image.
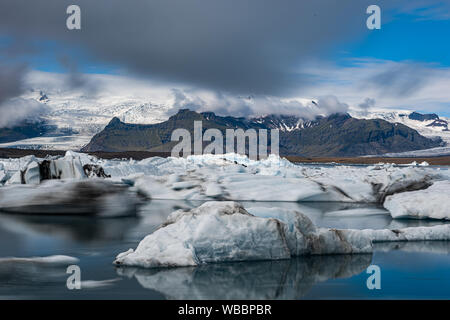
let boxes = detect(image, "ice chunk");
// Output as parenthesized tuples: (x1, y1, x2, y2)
(0, 255, 79, 265)
(357, 224, 450, 242)
(0, 170, 8, 185)
(0, 255, 80, 288)
(23, 161, 40, 185)
(4, 157, 87, 185)
(114, 202, 292, 268)
(115, 201, 450, 269)
(114, 202, 372, 268)
(0, 179, 140, 217)
(63, 150, 97, 166)
(45, 158, 86, 180)
(5, 171, 22, 185)
(125, 153, 436, 203)
(80, 278, 121, 289)
(384, 181, 450, 220)
(2, 153, 441, 205)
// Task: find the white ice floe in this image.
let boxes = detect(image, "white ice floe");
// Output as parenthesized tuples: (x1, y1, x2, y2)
(0, 179, 140, 217)
(0, 255, 79, 265)
(80, 278, 121, 289)
(0, 152, 442, 203)
(322, 207, 388, 217)
(122, 153, 437, 203)
(114, 202, 294, 268)
(1, 155, 85, 185)
(356, 224, 450, 242)
(114, 201, 450, 268)
(0, 152, 448, 218)
(404, 161, 430, 167)
(384, 180, 450, 220)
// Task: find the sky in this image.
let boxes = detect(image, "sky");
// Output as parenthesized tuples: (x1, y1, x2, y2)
(0, 0, 450, 121)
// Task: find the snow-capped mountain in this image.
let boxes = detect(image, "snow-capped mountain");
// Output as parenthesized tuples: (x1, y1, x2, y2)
(348, 109, 450, 157)
(350, 109, 449, 141)
(1, 71, 449, 157)
(250, 114, 316, 132)
(0, 73, 173, 150)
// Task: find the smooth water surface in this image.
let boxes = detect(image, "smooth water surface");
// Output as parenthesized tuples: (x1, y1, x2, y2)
(0, 200, 449, 299)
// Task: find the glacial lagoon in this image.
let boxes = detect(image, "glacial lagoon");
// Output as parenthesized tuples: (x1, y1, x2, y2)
(1, 200, 449, 300)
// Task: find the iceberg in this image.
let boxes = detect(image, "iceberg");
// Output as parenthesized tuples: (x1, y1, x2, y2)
(0, 169, 8, 185)
(121, 154, 436, 203)
(1, 152, 441, 204)
(0, 255, 79, 265)
(0, 255, 80, 290)
(113, 202, 370, 268)
(3, 157, 86, 185)
(384, 181, 450, 220)
(0, 179, 140, 217)
(114, 201, 450, 268)
(114, 202, 293, 268)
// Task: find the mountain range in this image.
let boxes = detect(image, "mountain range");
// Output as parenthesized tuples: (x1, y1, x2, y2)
(81, 109, 444, 157)
(1, 84, 449, 157)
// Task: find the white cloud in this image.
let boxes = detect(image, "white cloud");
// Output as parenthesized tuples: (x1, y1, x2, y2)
(295, 59, 450, 115)
(22, 58, 450, 120)
(0, 98, 48, 128)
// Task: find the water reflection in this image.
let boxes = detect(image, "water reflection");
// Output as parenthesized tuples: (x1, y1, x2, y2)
(117, 254, 373, 300)
(1, 198, 449, 299)
(1, 200, 445, 248)
(0, 258, 71, 289)
(0, 214, 140, 243)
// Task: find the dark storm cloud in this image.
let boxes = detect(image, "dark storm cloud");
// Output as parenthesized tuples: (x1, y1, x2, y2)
(358, 97, 376, 110)
(0, 64, 26, 105)
(366, 63, 436, 97)
(0, 64, 48, 127)
(0, 0, 382, 95)
(58, 55, 99, 94)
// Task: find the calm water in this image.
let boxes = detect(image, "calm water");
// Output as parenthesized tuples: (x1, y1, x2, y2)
(0, 200, 449, 299)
